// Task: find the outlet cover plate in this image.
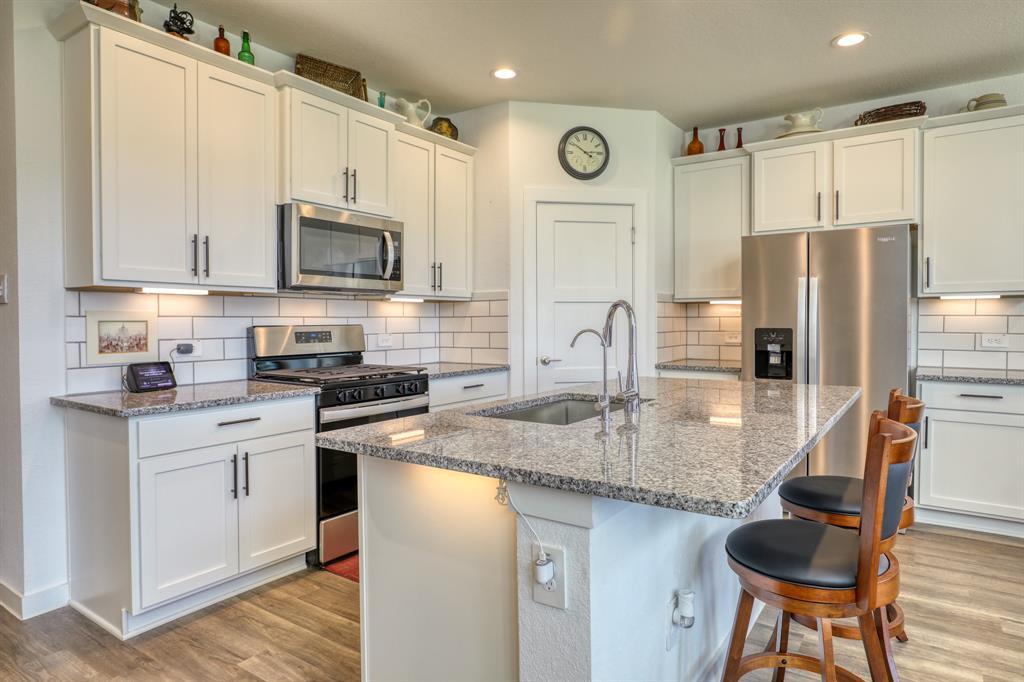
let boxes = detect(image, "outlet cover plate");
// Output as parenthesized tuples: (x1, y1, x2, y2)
(377, 334, 395, 348)
(532, 544, 567, 609)
(980, 334, 1009, 349)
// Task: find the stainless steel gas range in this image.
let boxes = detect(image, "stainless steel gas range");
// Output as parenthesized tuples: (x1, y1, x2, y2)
(247, 324, 429, 564)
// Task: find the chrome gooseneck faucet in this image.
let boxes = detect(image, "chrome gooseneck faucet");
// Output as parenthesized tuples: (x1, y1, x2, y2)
(570, 328, 611, 431)
(603, 299, 641, 419)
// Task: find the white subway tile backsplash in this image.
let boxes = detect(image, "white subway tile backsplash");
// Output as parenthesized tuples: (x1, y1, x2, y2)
(490, 333, 508, 349)
(687, 318, 719, 332)
(687, 346, 719, 360)
(224, 296, 279, 317)
(918, 316, 943, 333)
(419, 317, 439, 333)
(1010, 317, 1024, 334)
(65, 343, 80, 369)
(193, 317, 252, 339)
(454, 332, 490, 348)
(918, 333, 975, 350)
(471, 317, 505, 332)
(81, 291, 158, 313)
(490, 300, 508, 316)
(326, 300, 368, 318)
(64, 291, 80, 316)
(386, 317, 419, 334)
(440, 347, 472, 363)
(368, 301, 405, 317)
(944, 316, 1007, 333)
(1008, 353, 1024, 371)
(280, 297, 327, 317)
(472, 348, 508, 364)
(156, 317, 193, 339)
(66, 316, 86, 343)
(440, 317, 472, 333)
(917, 349, 943, 366)
(224, 338, 247, 359)
(385, 349, 420, 365)
(403, 333, 436, 349)
(438, 302, 454, 317)
(918, 298, 975, 316)
(349, 317, 386, 334)
(251, 317, 303, 327)
(363, 350, 387, 364)
(420, 347, 440, 363)
(403, 302, 437, 317)
(976, 298, 1024, 316)
(366, 334, 404, 351)
(302, 317, 350, 326)
(193, 359, 247, 383)
(159, 294, 224, 317)
(453, 301, 489, 317)
(720, 346, 742, 361)
(67, 366, 122, 394)
(942, 350, 1007, 370)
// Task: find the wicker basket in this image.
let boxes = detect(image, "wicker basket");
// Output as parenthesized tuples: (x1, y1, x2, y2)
(295, 54, 366, 101)
(854, 101, 927, 126)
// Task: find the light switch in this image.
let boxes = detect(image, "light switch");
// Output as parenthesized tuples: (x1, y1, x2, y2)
(377, 334, 395, 348)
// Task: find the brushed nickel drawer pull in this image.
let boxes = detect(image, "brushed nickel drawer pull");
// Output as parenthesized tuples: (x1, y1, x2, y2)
(463, 383, 484, 390)
(957, 393, 1004, 399)
(217, 416, 262, 427)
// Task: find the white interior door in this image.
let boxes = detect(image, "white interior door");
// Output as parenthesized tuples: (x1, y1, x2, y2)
(536, 202, 633, 392)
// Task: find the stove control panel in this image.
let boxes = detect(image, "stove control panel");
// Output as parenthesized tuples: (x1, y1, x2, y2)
(322, 376, 429, 408)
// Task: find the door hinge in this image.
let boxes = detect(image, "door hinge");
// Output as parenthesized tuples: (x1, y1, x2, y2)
(631, 226, 636, 245)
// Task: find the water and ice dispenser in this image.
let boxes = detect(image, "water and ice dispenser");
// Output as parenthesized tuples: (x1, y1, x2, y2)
(753, 328, 793, 380)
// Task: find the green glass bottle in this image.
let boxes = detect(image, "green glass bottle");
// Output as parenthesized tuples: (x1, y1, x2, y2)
(238, 31, 254, 65)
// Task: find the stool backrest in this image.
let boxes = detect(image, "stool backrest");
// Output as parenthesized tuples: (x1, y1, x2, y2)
(856, 411, 918, 610)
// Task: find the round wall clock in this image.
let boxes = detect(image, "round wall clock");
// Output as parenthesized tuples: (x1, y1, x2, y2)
(558, 126, 610, 180)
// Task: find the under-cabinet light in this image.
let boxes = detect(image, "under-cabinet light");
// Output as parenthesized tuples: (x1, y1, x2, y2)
(939, 295, 1000, 300)
(389, 295, 425, 303)
(709, 299, 741, 305)
(140, 287, 209, 296)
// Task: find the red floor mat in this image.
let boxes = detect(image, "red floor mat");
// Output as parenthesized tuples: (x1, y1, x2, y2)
(324, 552, 359, 583)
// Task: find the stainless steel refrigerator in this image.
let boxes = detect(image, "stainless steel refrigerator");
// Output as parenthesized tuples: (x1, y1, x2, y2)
(741, 225, 911, 477)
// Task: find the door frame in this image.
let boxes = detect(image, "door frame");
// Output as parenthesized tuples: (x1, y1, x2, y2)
(517, 187, 653, 397)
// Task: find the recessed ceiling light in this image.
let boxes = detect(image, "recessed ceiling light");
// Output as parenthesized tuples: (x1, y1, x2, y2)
(832, 31, 869, 47)
(493, 68, 517, 80)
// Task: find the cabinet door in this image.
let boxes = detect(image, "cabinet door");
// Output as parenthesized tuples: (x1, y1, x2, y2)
(197, 64, 277, 289)
(833, 129, 916, 226)
(673, 156, 749, 300)
(237, 431, 316, 572)
(434, 147, 474, 298)
(289, 89, 348, 208)
(138, 445, 239, 608)
(918, 409, 1024, 520)
(922, 116, 1024, 294)
(98, 29, 198, 284)
(348, 111, 395, 217)
(393, 133, 435, 296)
(752, 142, 828, 232)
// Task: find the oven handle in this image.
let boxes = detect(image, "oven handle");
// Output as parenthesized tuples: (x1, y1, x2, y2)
(320, 394, 429, 424)
(382, 230, 396, 280)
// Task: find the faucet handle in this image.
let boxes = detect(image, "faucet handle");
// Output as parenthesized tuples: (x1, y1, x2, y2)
(617, 370, 624, 394)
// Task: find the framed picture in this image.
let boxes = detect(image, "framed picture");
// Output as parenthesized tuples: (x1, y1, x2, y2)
(85, 310, 158, 366)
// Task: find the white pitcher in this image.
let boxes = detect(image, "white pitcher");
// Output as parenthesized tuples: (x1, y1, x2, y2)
(395, 98, 431, 127)
(784, 107, 824, 130)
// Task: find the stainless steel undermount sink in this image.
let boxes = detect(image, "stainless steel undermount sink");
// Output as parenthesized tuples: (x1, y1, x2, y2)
(486, 398, 625, 426)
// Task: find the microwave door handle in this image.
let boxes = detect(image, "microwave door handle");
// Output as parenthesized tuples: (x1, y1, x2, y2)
(382, 230, 396, 279)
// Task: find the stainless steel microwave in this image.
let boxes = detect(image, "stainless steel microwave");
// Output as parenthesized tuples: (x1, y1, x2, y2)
(279, 203, 403, 293)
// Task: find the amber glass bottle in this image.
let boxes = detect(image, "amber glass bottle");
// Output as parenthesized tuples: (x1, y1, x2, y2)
(686, 127, 704, 156)
(213, 25, 230, 55)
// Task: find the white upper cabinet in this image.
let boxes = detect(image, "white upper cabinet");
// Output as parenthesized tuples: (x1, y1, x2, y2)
(673, 154, 749, 300)
(198, 63, 278, 289)
(288, 89, 349, 209)
(393, 132, 435, 297)
(63, 26, 278, 292)
(752, 141, 828, 232)
(348, 111, 395, 216)
(433, 147, 474, 299)
(833, 128, 916, 226)
(97, 29, 198, 284)
(922, 114, 1024, 295)
(282, 88, 395, 217)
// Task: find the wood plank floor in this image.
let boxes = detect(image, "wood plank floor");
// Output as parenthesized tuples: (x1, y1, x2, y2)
(0, 525, 1021, 681)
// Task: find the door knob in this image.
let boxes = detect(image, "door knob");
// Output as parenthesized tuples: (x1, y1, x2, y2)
(539, 355, 563, 366)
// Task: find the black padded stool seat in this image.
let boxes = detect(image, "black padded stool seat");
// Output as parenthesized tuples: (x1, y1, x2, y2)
(726, 519, 889, 589)
(779, 475, 863, 515)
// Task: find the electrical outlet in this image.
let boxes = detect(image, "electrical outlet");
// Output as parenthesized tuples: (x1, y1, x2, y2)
(725, 332, 741, 345)
(173, 340, 202, 357)
(980, 334, 1009, 349)
(377, 334, 395, 348)
(532, 545, 567, 609)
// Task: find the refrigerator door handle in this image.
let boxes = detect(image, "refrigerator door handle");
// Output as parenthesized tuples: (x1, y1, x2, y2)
(796, 276, 808, 384)
(808, 276, 820, 385)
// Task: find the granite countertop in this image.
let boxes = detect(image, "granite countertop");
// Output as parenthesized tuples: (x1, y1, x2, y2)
(655, 359, 742, 374)
(316, 377, 860, 518)
(917, 367, 1024, 386)
(418, 362, 511, 379)
(51, 380, 320, 418)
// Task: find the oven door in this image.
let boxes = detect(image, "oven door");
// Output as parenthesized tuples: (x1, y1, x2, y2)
(281, 203, 403, 293)
(316, 394, 428, 563)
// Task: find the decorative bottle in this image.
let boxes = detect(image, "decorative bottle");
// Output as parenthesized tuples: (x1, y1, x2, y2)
(213, 25, 230, 55)
(717, 128, 727, 152)
(238, 31, 254, 65)
(735, 127, 744, 149)
(686, 127, 704, 156)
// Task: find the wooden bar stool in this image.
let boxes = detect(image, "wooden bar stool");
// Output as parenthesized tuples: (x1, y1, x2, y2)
(779, 388, 924, 643)
(720, 411, 918, 682)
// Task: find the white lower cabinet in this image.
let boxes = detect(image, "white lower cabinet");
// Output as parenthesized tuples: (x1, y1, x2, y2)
(429, 371, 508, 410)
(65, 397, 316, 639)
(139, 444, 240, 608)
(917, 382, 1024, 533)
(657, 369, 739, 381)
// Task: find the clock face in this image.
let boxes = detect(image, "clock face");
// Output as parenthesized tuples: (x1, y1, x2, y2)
(558, 127, 609, 179)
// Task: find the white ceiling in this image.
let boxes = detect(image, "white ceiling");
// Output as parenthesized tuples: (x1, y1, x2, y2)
(160, 0, 1024, 126)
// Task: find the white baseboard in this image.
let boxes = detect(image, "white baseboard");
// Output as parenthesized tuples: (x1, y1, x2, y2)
(915, 507, 1024, 539)
(0, 579, 69, 620)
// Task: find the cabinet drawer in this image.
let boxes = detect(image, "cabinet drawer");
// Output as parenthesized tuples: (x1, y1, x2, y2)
(919, 381, 1024, 415)
(429, 372, 508, 409)
(137, 397, 314, 458)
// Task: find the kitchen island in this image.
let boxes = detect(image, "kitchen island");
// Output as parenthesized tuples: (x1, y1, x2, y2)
(317, 377, 860, 682)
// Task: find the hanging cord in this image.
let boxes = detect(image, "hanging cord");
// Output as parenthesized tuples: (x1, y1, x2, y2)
(495, 480, 546, 561)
